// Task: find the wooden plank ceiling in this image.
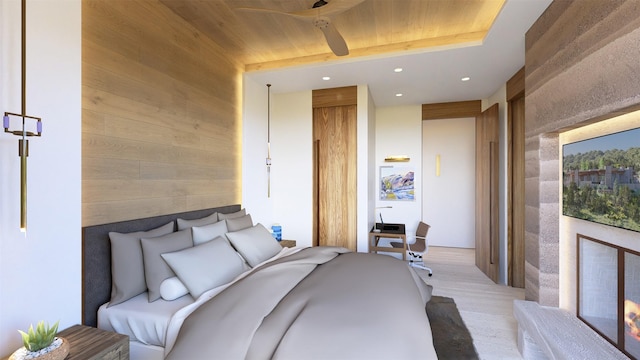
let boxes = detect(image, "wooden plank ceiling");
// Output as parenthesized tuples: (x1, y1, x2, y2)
(159, 0, 506, 72)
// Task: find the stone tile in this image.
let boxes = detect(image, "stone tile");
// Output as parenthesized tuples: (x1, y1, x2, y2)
(524, 178, 540, 207)
(539, 134, 559, 161)
(539, 179, 560, 204)
(539, 159, 560, 182)
(524, 205, 539, 235)
(524, 231, 539, 267)
(539, 242, 559, 274)
(539, 203, 559, 243)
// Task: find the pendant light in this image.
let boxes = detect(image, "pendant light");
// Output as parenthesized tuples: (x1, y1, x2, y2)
(3, 0, 43, 233)
(266, 84, 272, 197)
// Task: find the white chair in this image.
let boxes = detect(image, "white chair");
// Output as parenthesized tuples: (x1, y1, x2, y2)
(390, 221, 433, 276)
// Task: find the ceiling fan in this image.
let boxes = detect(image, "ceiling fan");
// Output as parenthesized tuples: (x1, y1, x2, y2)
(237, 0, 365, 56)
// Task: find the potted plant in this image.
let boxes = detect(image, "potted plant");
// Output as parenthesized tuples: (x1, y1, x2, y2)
(9, 321, 69, 360)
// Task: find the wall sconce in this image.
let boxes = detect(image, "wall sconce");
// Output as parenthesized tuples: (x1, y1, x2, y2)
(435, 154, 441, 177)
(384, 155, 410, 162)
(3, 0, 43, 233)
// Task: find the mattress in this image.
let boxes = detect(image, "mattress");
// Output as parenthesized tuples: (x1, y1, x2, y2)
(98, 292, 194, 346)
(98, 246, 302, 353)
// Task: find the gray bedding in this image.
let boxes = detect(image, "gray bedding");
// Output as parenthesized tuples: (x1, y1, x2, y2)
(166, 246, 438, 360)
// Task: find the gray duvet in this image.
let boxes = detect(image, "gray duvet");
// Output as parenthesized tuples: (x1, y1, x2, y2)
(166, 246, 438, 359)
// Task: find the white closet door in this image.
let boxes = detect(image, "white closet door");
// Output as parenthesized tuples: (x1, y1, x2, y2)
(422, 118, 476, 248)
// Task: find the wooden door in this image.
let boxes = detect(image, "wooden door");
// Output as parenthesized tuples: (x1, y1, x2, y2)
(475, 103, 500, 283)
(509, 95, 526, 287)
(507, 67, 526, 288)
(312, 87, 357, 250)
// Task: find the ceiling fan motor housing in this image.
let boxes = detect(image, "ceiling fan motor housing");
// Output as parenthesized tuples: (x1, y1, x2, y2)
(313, 17, 330, 29)
(312, 0, 328, 8)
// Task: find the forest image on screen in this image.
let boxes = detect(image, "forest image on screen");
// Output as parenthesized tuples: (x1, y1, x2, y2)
(563, 128, 640, 232)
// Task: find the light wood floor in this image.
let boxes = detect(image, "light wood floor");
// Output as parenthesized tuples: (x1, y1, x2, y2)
(413, 246, 525, 359)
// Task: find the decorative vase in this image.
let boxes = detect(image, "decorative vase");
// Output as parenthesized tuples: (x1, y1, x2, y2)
(8, 337, 69, 360)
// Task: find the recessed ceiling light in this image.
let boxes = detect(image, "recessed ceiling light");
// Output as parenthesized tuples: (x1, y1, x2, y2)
(322, 76, 331, 81)
(394, 67, 403, 73)
(395, 93, 403, 97)
(461, 77, 471, 81)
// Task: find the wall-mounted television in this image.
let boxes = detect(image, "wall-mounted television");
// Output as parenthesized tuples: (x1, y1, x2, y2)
(562, 127, 640, 232)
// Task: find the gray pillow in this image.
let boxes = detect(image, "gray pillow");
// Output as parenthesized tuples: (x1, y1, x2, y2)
(176, 212, 218, 230)
(217, 209, 246, 221)
(161, 236, 245, 298)
(141, 229, 193, 302)
(225, 214, 253, 232)
(192, 221, 228, 245)
(108, 221, 174, 306)
(225, 223, 282, 267)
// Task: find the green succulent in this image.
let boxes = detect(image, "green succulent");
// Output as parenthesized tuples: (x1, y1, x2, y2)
(18, 321, 59, 352)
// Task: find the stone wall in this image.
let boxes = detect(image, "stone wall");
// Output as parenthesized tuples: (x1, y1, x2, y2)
(524, 0, 640, 306)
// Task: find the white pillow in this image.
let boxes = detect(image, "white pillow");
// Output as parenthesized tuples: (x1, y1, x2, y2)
(140, 229, 193, 302)
(225, 214, 253, 232)
(225, 223, 283, 267)
(192, 221, 228, 245)
(176, 212, 218, 230)
(108, 221, 175, 306)
(217, 209, 246, 220)
(159, 277, 189, 301)
(161, 236, 245, 299)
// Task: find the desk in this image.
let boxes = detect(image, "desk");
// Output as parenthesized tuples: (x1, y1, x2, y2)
(369, 229, 407, 260)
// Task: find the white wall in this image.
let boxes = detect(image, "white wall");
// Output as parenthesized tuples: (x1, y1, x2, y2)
(374, 106, 423, 247)
(241, 79, 314, 245)
(241, 77, 272, 222)
(422, 118, 475, 248)
(242, 79, 315, 243)
(271, 90, 313, 244)
(0, 0, 81, 356)
(243, 84, 513, 283)
(558, 111, 640, 313)
(242, 80, 374, 249)
(360, 86, 377, 252)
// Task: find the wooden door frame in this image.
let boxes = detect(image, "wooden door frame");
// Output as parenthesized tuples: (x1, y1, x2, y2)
(507, 67, 526, 288)
(312, 86, 358, 250)
(475, 103, 500, 283)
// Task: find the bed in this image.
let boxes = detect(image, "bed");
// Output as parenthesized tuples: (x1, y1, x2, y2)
(82, 205, 438, 359)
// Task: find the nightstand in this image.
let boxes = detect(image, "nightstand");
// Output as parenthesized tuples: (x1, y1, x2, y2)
(279, 240, 296, 247)
(57, 325, 128, 360)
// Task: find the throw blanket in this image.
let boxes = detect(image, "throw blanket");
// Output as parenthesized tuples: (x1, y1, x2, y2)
(166, 246, 437, 360)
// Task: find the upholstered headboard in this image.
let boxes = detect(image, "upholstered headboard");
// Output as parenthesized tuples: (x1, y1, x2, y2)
(81, 204, 241, 327)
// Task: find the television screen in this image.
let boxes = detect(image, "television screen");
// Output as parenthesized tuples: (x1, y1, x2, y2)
(562, 127, 640, 232)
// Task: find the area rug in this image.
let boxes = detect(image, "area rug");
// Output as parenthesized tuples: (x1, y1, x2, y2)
(426, 295, 479, 360)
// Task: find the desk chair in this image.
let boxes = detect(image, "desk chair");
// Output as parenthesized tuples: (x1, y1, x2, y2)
(390, 221, 433, 276)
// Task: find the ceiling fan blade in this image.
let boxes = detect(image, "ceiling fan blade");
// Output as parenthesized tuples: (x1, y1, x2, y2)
(235, 7, 297, 17)
(236, 0, 360, 56)
(237, 0, 365, 20)
(316, 20, 349, 56)
(290, 0, 366, 18)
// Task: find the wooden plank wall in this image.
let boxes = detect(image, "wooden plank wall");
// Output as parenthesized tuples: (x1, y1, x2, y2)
(82, 0, 243, 226)
(422, 100, 481, 120)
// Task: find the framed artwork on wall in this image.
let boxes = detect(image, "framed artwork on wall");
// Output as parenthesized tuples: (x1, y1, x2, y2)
(379, 166, 414, 201)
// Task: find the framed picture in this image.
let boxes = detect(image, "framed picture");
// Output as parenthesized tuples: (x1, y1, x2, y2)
(379, 166, 414, 201)
(562, 127, 640, 232)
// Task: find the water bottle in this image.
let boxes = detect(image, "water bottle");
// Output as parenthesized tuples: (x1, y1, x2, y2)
(271, 224, 282, 241)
